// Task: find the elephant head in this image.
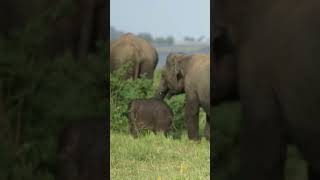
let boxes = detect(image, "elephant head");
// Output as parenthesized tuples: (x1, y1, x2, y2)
(154, 53, 188, 100)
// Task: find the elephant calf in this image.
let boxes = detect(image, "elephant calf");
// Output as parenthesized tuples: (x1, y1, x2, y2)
(56, 117, 107, 180)
(128, 98, 173, 138)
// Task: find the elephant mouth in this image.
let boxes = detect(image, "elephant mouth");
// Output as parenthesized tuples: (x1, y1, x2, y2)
(166, 90, 183, 99)
(155, 88, 183, 100)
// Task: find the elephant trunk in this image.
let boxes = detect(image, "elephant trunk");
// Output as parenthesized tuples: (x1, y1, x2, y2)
(154, 78, 169, 100)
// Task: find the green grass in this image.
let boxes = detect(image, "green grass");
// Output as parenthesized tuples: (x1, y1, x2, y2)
(110, 132, 210, 180)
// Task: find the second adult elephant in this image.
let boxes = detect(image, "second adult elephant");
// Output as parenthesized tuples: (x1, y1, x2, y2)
(110, 33, 158, 80)
(154, 53, 210, 140)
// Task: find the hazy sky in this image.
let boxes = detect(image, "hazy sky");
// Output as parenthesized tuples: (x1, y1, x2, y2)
(110, 0, 210, 41)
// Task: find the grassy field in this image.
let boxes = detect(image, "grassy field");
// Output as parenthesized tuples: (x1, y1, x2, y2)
(110, 132, 210, 180)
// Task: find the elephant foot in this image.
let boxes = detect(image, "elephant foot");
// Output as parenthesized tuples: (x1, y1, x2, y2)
(204, 122, 210, 141)
(188, 133, 200, 141)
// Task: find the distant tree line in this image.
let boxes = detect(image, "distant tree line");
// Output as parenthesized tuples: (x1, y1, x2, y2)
(110, 26, 207, 45)
(136, 32, 174, 45)
(110, 26, 124, 41)
(184, 35, 206, 43)
(110, 26, 174, 45)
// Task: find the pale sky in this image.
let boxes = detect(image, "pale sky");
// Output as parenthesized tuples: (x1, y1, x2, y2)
(110, 0, 210, 41)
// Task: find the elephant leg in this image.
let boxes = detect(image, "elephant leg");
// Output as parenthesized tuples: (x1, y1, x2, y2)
(134, 62, 141, 80)
(140, 61, 156, 80)
(129, 124, 138, 138)
(239, 86, 287, 180)
(185, 93, 200, 140)
(145, 71, 154, 79)
(204, 115, 210, 141)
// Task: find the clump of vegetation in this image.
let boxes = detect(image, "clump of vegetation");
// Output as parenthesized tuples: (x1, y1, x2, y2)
(212, 103, 307, 180)
(0, 35, 106, 179)
(110, 62, 209, 179)
(110, 62, 154, 132)
(110, 63, 207, 138)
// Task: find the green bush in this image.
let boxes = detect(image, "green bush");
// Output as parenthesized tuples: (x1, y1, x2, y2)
(110, 64, 207, 139)
(212, 103, 308, 180)
(110, 62, 154, 132)
(0, 37, 106, 179)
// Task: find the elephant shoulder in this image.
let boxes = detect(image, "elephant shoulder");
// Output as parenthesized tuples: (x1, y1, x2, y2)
(191, 53, 210, 61)
(189, 54, 210, 68)
(134, 37, 158, 61)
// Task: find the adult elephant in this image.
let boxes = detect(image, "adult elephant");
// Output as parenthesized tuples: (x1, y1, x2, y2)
(0, 0, 107, 61)
(110, 33, 158, 80)
(154, 53, 210, 140)
(213, 0, 320, 179)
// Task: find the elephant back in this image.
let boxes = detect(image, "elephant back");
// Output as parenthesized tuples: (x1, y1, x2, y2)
(110, 40, 140, 70)
(110, 33, 158, 72)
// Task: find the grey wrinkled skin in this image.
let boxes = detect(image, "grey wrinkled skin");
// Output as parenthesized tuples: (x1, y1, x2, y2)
(110, 33, 158, 80)
(127, 98, 173, 138)
(213, 0, 320, 179)
(154, 53, 210, 141)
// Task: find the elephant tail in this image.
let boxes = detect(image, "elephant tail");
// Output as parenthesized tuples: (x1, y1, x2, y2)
(154, 49, 159, 68)
(130, 42, 141, 79)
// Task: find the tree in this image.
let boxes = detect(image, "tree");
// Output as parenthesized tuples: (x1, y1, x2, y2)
(137, 33, 153, 43)
(166, 36, 174, 45)
(184, 36, 195, 42)
(197, 36, 205, 42)
(110, 26, 124, 41)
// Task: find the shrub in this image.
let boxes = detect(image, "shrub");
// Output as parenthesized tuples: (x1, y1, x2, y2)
(0, 38, 106, 179)
(110, 65, 206, 139)
(110, 62, 153, 132)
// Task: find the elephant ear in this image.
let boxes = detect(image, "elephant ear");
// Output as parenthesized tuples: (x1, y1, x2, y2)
(174, 58, 185, 81)
(165, 52, 176, 66)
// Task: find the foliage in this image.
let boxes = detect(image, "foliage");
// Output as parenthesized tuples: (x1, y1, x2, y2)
(110, 62, 154, 132)
(110, 26, 124, 41)
(184, 36, 195, 42)
(110, 62, 210, 179)
(0, 35, 106, 179)
(110, 65, 207, 138)
(137, 32, 154, 43)
(110, 26, 175, 45)
(212, 103, 308, 180)
(153, 36, 175, 46)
